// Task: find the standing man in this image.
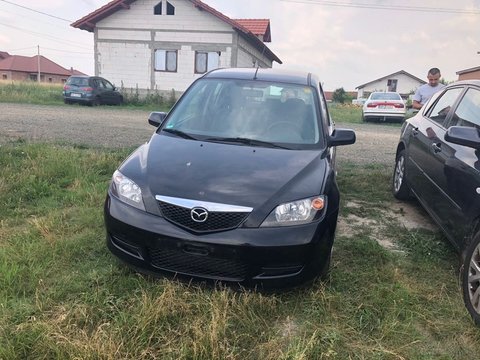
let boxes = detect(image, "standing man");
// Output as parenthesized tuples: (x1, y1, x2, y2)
(412, 68, 445, 109)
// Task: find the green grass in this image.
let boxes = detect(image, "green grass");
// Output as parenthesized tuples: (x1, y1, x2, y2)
(0, 81, 172, 111)
(1, 142, 480, 359)
(328, 103, 363, 124)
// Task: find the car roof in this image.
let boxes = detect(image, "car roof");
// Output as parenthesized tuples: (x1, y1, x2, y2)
(204, 68, 316, 86)
(448, 79, 480, 87)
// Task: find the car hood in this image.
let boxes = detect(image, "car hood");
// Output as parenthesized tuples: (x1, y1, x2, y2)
(120, 133, 328, 212)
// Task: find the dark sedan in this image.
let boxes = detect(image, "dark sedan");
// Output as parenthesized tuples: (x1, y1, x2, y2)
(104, 68, 355, 288)
(392, 80, 480, 324)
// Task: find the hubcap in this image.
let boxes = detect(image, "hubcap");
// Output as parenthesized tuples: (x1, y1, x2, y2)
(394, 155, 404, 193)
(468, 243, 480, 314)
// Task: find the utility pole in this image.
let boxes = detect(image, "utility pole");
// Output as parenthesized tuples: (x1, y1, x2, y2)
(37, 45, 40, 83)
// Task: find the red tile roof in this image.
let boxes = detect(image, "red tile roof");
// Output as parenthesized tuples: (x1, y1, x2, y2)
(71, 0, 281, 64)
(233, 19, 271, 42)
(0, 54, 86, 76)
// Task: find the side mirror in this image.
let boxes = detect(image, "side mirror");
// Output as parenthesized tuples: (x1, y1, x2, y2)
(328, 128, 356, 146)
(445, 126, 480, 149)
(148, 112, 167, 127)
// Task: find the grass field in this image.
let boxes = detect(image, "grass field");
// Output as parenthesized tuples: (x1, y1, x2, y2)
(0, 80, 366, 121)
(1, 141, 479, 359)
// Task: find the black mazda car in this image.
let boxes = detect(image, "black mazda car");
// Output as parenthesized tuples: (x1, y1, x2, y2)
(104, 68, 356, 288)
(392, 80, 480, 324)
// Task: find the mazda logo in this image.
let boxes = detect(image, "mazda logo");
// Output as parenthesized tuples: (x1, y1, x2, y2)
(191, 207, 208, 223)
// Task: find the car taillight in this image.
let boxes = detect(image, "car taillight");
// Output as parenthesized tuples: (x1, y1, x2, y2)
(81, 87, 93, 91)
(63, 85, 70, 90)
(394, 103, 405, 108)
(367, 103, 377, 108)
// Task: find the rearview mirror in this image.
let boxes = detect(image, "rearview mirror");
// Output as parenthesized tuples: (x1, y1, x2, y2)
(328, 128, 356, 147)
(148, 112, 167, 127)
(445, 126, 480, 149)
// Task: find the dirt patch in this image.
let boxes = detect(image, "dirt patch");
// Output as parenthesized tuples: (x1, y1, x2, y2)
(338, 200, 438, 252)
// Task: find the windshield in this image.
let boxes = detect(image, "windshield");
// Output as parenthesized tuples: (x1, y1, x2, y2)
(67, 77, 89, 86)
(162, 79, 321, 148)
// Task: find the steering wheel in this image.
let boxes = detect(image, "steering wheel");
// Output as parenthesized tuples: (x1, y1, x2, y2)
(267, 121, 303, 141)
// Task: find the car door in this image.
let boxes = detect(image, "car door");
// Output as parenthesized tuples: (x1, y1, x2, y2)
(406, 87, 464, 233)
(101, 79, 117, 104)
(441, 86, 480, 246)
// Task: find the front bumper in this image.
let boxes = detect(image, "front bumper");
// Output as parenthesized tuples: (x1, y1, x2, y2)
(104, 194, 337, 288)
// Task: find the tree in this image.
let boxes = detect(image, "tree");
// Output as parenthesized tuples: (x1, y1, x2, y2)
(332, 87, 348, 104)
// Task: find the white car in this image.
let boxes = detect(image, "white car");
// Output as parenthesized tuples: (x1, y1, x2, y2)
(362, 92, 406, 122)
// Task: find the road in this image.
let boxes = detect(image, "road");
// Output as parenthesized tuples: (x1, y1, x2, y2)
(0, 103, 401, 165)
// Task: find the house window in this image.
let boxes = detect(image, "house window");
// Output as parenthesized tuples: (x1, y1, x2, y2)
(61, 79, 67, 83)
(387, 79, 398, 92)
(48, 77, 52, 83)
(154, 1, 162, 15)
(2, 74, 6, 80)
(155, 49, 177, 72)
(167, 1, 175, 15)
(195, 51, 220, 74)
(29, 74, 37, 81)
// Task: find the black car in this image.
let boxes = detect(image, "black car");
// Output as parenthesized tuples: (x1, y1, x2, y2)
(63, 76, 123, 106)
(104, 68, 356, 288)
(392, 80, 480, 324)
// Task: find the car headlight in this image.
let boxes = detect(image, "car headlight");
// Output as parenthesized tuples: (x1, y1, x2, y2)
(110, 170, 145, 211)
(261, 196, 326, 227)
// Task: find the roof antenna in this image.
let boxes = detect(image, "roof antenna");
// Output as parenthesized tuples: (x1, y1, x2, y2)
(253, 42, 267, 80)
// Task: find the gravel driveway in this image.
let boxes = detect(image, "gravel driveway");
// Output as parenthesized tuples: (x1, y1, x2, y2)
(0, 103, 402, 165)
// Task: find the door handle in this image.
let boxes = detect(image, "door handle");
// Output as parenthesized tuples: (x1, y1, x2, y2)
(432, 142, 442, 153)
(412, 127, 419, 136)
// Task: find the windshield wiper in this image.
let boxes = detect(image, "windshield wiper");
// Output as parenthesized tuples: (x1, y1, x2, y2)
(204, 137, 289, 149)
(162, 128, 198, 140)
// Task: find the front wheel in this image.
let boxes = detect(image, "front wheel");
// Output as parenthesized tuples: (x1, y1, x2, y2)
(392, 149, 411, 200)
(462, 232, 480, 325)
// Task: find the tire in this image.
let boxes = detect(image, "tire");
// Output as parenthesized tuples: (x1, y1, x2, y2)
(392, 149, 411, 200)
(461, 232, 480, 325)
(63, 99, 71, 105)
(117, 96, 124, 105)
(90, 97, 100, 107)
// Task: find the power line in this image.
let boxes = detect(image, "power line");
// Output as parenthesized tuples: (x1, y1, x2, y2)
(0, 22, 92, 51)
(41, 47, 93, 55)
(280, 0, 480, 14)
(0, 0, 73, 22)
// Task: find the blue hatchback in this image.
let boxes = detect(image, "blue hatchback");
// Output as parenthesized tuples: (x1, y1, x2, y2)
(63, 76, 123, 106)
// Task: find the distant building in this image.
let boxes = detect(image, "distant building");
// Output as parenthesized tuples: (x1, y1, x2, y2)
(71, 0, 282, 93)
(457, 66, 480, 81)
(0, 52, 86, 83)
(356, 70, 426, 99)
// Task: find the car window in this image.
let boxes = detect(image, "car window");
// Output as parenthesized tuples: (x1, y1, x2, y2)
(102, 80, 114, 90)
(449, 88, 480, 129)
(67, 77, 89, 86)
(370, 93, 402, 101)
(426, 87, 464, 126)
(164, 79, 322, 147)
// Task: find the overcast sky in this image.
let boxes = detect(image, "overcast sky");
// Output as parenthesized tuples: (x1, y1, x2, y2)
(0, 0, 479, 90)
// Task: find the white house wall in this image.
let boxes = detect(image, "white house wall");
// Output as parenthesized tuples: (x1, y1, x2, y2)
(97, 42, 151, 89)
(358, 73, 423, 98)
(236, 35, 272, 68)
(93, 0, 275, 92)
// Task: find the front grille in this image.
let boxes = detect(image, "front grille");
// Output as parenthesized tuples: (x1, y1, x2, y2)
(149, 247, 248, 281)
(158, 202, 248, 232)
